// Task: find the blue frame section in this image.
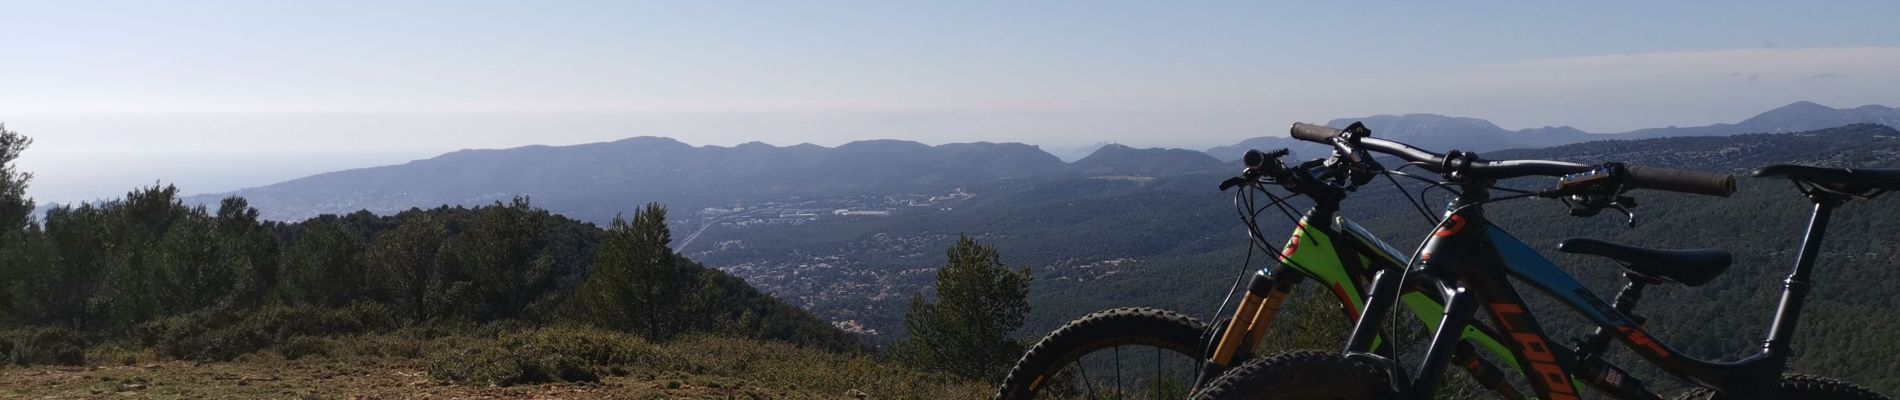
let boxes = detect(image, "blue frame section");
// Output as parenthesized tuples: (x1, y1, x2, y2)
(1483, 224, 1629, 328)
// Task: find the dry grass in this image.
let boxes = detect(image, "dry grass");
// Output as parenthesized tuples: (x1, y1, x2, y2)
(0, 329, 991, 399)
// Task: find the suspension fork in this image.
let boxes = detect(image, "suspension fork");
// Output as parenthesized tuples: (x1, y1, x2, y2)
(1343, 268, 1498, 400)
(1343, 269, 1401, 353)
(1200, 269, 1303, 379)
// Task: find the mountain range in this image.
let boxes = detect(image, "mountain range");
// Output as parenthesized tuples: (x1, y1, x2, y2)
(1205, 101, 1900, 161)
(184, 139, 1220, 222)
(184, 101, 1897, 223)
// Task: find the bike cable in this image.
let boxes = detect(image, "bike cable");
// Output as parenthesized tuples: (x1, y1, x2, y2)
(1198, 181, 1305, 381)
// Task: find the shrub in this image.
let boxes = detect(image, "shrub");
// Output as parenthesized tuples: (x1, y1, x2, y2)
(426, 326, 656, 385)
(1, 327, 87, 366)
(83, 342, 156, 366)
(138, 303, 406, 361)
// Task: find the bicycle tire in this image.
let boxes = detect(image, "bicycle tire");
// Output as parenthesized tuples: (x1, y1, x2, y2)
(1192, 350, 1390, 400)
(994, 307, 1210, 399)
(1674, 374, 1892, 400)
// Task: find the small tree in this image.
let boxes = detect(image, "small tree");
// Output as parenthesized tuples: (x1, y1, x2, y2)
(364, 213, 446, 320)
(0, 124, 34, 231)
(0, 124, 35, 322)
(573, 203, 690, 339)
(214, 197, 280, 308)
(903, 235, 1033, 380)
(279, 221, 366, 307)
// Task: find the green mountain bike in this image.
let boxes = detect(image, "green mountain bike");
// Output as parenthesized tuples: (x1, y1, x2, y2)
(995, 137, 1724, 399)
(1193, 123, 1891, 400)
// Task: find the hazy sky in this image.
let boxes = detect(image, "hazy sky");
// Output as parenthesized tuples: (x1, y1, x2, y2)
(6, 1, 1900, 204)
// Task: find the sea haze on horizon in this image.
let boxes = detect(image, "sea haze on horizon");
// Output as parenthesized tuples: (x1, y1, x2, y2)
(22, 147, 433, 206)
(8, 1, 1900, 206)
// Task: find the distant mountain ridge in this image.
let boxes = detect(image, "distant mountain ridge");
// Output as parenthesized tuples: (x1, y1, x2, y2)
(1205, 101, 1900, 160)
(188, 100, 1896, 223)
(1069, 144, 1225, 176)
(186, 138, 1216, 222)
(1620, 101, 1900, 139)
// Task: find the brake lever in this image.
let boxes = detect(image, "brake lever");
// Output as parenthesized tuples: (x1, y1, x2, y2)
(1609, 201, 1637, 228)
(1560, 194, 1639, 227)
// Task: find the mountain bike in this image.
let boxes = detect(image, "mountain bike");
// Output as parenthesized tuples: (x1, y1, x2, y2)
(995, 136, 1709, 399)
(1194, 123, 1891, 400)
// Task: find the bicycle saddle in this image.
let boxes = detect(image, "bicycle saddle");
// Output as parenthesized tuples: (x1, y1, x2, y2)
(1556, 238, 1732, 286)
(1753, 164, 1900, 193)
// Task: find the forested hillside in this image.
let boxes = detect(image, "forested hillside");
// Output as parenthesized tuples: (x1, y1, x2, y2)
(0, 186, 860, 369)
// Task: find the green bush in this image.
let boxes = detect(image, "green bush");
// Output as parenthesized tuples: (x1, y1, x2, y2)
(83, 342, 155, 366)
(426, 326, 657, 385)
(1, 327, 87, 366)
(138, 303, 406, 361)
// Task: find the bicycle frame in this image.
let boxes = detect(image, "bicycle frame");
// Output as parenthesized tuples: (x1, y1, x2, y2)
(1343, 183, 1847, 400)
(1199, 192, 1525, 399)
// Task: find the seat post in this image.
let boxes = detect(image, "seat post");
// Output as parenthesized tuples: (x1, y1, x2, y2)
(1761, 194, 1844, 356)
(1576, 275, 1650, 357)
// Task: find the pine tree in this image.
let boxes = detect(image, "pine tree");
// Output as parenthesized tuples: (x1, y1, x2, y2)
(279, 220, 366, 307)
(903, 235, 1033, 380)
(0, 124, 34, 231)
(214, 197, 279, 308)
(573, 203, 690, 339)
(438, 197, 557, 321)
(364, 213, 445, 320)
(0, 124, 35, 322)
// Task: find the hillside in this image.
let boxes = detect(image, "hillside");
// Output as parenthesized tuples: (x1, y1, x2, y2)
(1, 191, 862, 365)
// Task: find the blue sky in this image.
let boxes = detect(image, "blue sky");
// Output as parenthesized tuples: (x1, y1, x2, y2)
(5, 1, 1900, 204)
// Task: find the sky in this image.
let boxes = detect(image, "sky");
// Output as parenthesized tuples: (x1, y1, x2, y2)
(6, 1, 1900, 205)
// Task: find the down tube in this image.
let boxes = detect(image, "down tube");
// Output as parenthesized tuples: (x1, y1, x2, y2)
(1481, 224, 1600, 398)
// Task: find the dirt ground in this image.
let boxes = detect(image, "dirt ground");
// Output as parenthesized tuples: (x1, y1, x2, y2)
(0, 358, 840, 400)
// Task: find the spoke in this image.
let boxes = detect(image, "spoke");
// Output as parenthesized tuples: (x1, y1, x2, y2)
(1154, 346, 1162, 399)
(1114, 346, 1123, 399)
(1078, 352, 1098, 400)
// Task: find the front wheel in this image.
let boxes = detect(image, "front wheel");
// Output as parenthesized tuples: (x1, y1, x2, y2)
(1675, 375, 1892, 400)
(994, 307, 1212, 399)
(1193, 350, 1391, 400)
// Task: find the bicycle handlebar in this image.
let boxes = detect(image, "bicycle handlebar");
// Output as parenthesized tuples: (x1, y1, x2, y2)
(1286, 122, 1735, 197)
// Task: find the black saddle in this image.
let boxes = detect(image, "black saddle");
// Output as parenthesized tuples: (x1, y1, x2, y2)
(1557, 238, 1732, 286)
(1754, 165, 1900, 194)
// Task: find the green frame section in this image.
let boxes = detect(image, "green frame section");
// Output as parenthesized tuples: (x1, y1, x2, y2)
(1274, 216, 1521, 372)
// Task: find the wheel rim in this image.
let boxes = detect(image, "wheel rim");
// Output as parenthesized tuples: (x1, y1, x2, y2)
(1032, 342, 1203, 400)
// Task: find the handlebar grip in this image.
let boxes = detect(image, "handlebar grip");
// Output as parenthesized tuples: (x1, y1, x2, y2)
(1290, 122, 1343, 144)
(1625, 165, 1736, 197)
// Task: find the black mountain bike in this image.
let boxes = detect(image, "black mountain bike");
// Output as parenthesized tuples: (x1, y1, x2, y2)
(1196, 123, 1892, 400)
(995, 130, 1713, 399)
